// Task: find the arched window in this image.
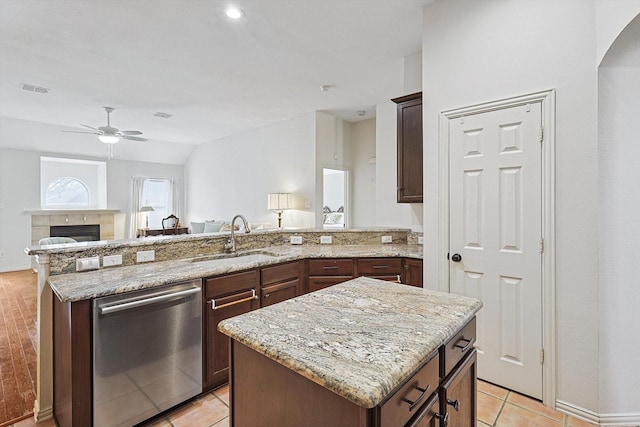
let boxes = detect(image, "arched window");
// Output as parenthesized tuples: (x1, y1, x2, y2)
(45, 177, 90, 207)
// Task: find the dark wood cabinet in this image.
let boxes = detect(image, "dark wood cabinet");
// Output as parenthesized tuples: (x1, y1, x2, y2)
(403, 258, 423, 287)
(260, 261, 304, 307)
(307, 258, 353, 292)
(392, 92, 423, 203)
(203, 270, 259, 390)
(228, 317, 477, 427)
(440, 350, 477, 427)
(356, 257, 403, 283)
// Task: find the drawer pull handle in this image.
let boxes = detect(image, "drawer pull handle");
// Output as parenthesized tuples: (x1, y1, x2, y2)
(210, 289, 257, 310)
(454, 337, 473, 352)
(403, 384, 430, 411)
(322, 266, 339, 270)
(396, 275, 401, 283)
(435, 412, 449, 425)
(264, 293, 270, 299)
(447, 399, 460, 411)
(372, 265, 389, 269)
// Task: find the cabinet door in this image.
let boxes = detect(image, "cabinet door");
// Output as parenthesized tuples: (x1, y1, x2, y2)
(204, 271, 259, 388)
(406, 393, 440, 427)
(403, 259, 423, 287)
(440, 350, 477, 427)
(262, 279, 299, 307)
(392, 92, 423, 203)
(308, 276, 353, 293)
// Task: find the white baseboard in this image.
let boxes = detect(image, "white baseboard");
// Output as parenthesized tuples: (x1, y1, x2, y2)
(557, 400, 640, 426)
(33, 399, 53, 422)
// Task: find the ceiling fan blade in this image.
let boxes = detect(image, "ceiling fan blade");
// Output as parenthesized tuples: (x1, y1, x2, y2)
(80, 124, 99, 131)
(122, 135, 148, 142)
(61, 130, 97, 134)
(120, 130, 143, 135)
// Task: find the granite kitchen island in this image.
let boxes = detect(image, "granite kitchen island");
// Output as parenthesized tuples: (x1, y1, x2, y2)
(219, 277, 482, 427)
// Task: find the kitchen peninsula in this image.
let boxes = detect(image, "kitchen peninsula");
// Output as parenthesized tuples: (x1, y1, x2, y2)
(219, 277, 482, 427)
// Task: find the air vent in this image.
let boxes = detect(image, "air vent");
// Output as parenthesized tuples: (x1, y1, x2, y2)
(154, 112, 173, 119)
(21, 83, 50, 94)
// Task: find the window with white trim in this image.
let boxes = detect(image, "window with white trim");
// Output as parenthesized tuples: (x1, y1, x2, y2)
(40, 157, 107, 209)
(141, 178, 173, 228)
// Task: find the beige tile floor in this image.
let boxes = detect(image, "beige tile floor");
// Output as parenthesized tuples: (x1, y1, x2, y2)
(4, 380, 603, 427)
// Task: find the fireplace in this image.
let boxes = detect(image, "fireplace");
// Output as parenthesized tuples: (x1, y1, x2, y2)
(50, 224, 101, 242)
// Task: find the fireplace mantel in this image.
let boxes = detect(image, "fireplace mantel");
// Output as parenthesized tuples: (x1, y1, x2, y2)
(26, 209, 120, 215)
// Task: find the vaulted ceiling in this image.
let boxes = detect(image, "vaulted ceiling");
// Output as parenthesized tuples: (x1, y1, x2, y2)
(0, 0, 429, 163)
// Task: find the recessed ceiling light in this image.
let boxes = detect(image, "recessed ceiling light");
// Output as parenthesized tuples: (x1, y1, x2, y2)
(225, 7, 244, 19)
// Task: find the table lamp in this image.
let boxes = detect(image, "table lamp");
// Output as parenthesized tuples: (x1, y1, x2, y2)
(267, 193, 292, 228)
(139, 205, 155, 229)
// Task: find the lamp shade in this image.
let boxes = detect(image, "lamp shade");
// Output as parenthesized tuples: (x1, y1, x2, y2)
(139, 205, 155, 213)
(267, 193, 292, 211)
(98, 134, 120, 144)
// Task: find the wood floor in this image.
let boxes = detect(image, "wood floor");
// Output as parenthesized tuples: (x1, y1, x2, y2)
(0, 270, 37, 426)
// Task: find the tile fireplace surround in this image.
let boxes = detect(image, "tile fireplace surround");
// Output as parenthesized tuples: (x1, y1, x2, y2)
(29, 210, 118, 246)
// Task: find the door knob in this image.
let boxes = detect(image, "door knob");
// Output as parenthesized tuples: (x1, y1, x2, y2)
(451, 253, 462, 262)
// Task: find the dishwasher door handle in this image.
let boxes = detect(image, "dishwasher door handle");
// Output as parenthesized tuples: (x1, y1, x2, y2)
(98, 286, 201, 315)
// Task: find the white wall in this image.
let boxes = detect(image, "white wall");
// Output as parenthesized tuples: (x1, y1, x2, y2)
(597, 14, 640, 415)
(0, 149, 41, 271)
(421, 0, 639, 415)
(375, 100, 423, 231)
(186, 113, 316, 229)
(315, 112, 352, 227)
(0, 147, 184, 271)
(350, 118, 376, 227)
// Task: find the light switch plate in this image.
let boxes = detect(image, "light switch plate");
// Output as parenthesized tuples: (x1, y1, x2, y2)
(136, 250, 155, 263)
(290, 236, 303, 245)
(103, 254, 123, 267)
(320, 235, 332, 244)
(381, 235, 393, 244)
(418, 236, 424, 245)
(76, 256, 101, 272)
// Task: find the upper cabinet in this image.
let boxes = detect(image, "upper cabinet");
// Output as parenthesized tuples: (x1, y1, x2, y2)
(392, 92, 423, 203)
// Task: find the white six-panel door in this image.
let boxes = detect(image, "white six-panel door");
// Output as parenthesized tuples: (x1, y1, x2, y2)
(449, 102, 543, 399)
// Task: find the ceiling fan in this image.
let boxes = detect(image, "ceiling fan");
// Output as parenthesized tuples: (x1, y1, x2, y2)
(62, 107, 147, 143)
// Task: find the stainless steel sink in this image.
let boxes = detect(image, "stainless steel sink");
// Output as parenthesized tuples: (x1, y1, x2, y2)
(191, 250, 280, 267)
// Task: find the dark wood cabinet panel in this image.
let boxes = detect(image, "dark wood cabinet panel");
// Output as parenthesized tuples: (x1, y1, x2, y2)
(308, 258, 354, 276)
(260, 261, 303, 307)
(204, 270, 259, 389)
(440, 350, 477, 427)
(403, 258, 423, 287)
(53, 298, 92, 427)
(308, 276, 353, 292)
(392, 92, 423, 203)
(262, 278, 299, 306)
(407, 393, 440, 427)
(356, 257, 403, 284)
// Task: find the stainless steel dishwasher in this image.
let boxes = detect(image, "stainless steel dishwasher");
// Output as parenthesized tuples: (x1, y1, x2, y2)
(93, 279, 202, 427)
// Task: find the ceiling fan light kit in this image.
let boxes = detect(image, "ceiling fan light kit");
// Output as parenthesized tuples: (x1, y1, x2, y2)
(61, 106, 147, 144)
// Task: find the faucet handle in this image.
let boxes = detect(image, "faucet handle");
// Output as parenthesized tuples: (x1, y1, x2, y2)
(223, 238, 233, 251)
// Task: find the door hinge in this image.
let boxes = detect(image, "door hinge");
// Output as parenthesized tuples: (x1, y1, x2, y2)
(540, 348, 545, 364)
(539, 126, 544, 143)
(539, 239, 544, 254)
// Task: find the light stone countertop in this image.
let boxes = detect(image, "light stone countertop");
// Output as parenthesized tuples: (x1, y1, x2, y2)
(218, 277, 482, 409)
(48, 244, 423, 302)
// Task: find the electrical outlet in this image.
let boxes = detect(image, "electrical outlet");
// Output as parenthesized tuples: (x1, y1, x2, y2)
(418, 236, 424, 245)
(136, 250, 155, 263)
(76, 256, 100, 272)
(381, 235, 393, 244)
(290, 236, 303, 245)
(0, 250, 5, 258)
(320, 235, 332, 244)
(103, 254, 123, 267)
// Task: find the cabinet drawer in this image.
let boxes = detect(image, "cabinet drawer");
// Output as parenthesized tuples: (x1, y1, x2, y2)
(308, 276, 352, 293)
(357, 258, 403, 275)
(441, 317, 476, 378)
(308, 259, 353, 276)
(261, 279, 299, 307)
(261, 261, 300, 286)
(380, 351, 439, 427)
(205, 270, 259, 300)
